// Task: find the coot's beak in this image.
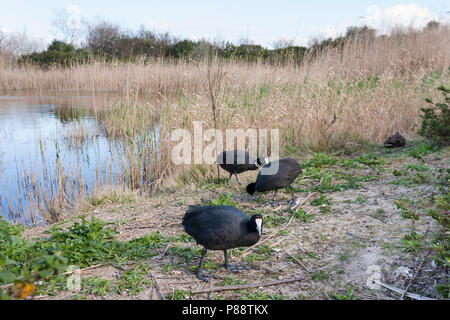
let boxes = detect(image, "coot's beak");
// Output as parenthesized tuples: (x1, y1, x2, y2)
(255, 219, 262, 236)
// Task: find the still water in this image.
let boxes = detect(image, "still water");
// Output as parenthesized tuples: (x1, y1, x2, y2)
(0, 93, 150, 226)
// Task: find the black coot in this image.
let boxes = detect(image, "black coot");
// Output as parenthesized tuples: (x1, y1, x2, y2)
(246, 157, 302, 204)
(216, 150, 266, 184)
(182, 205, 263, 282)
(384, 132, 406, 148)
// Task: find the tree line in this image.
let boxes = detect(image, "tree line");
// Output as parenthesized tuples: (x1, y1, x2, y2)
(2, 19, 442, 67)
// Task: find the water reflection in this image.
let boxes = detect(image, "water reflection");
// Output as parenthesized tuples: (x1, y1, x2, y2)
(0, 93, 158, 226)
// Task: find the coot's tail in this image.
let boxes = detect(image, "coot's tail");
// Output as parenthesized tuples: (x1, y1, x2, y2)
(246, 183, 256, 195)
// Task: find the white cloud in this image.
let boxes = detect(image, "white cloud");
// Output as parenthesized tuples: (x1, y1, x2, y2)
(365, 4, 439, 34)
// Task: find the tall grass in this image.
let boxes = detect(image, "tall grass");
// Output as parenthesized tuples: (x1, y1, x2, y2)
(1, 26, 450, 223)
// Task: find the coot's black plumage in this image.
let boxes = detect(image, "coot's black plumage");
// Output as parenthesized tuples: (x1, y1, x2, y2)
(246, 157, 302, 204)
(216, 150, 266, 184)
(182, 205, 263, 282)
(384, 132, 406, 148)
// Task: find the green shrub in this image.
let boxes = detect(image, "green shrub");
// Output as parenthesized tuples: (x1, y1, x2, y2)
(418, 85, 449, 146)
(19, 40, 89, 67)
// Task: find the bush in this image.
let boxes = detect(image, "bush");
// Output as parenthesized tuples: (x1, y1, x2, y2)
(171, 40, 196, 59)
(418, 85, 450, 146)
(19, 40, 89, 67)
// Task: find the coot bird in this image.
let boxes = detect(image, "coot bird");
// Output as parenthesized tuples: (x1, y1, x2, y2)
(384, 132, 406, 148)
(246, 158, 302, 204)
(182, 205, 263, 282)
(216, 150, 267, 184)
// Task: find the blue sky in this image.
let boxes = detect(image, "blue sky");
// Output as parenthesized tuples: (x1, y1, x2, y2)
(0, 1, 448, 47)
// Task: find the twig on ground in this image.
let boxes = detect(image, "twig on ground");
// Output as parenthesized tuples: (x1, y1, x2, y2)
(160, 244, 171, 260)
(291, 192, 318, 210)
(63, 263, 106, 276)
(374, 281, 435, 300)
(284, 249, 312, 273)
(255, 265, 281, 274)
(149, 271, 165, 300)
(269, 238, 286, 249)
(400, 250, 431, 300)
(190, 276, 305, 294)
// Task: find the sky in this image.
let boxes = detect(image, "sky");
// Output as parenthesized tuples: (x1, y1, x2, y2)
(0, 0, 449, 48)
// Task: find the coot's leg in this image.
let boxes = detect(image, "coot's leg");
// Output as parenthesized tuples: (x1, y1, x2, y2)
(223, 250, 229, 268)
(289, 186, 296, 204)
(234, 174, 241, 185)
(228, 172, 233, 185)
(268, 190, 278, 207)
(196, 247, 211, 282)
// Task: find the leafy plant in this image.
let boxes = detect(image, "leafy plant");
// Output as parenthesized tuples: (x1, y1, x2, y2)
(394, 198, 420, 231)
(401, 231, 423, 253)
(434, 283, 449, 299)
(408, 141, 438, 159)
(356, 195, 367, 204)
(0, 217, 167, 298)
(332, 286, 360, 300)
(311, 194, 332, 206)
(355, 153, 385, 166)
(427, 195, 449, 230)
(243, 245, 273, 262)
(167, 289, 191, 300)
(81, 277, 110, 296)
(303, 153, 338, 168)
(113, 262, 151, 295)
(207, 193, 237, 207)
(427, 194, 449, 269)
(311, 270, 328, 282)
(288, 208, 314, 222)
(418, 85, 449, 146)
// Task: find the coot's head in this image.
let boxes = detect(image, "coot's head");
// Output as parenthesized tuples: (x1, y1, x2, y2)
(246, 182, 256, 195)
(256, 156, 268, 168)
(249, 214, 263, 236)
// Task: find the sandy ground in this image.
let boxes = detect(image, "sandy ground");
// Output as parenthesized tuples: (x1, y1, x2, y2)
(23, 146, 449, 300)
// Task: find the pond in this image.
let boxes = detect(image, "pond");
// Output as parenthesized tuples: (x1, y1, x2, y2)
(0, 93, 158, 226)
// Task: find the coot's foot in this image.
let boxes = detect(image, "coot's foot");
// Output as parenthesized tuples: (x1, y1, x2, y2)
(267, 200, 277, 207)
(196, 271, 222, 282)
(222, 263, 254, 273)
